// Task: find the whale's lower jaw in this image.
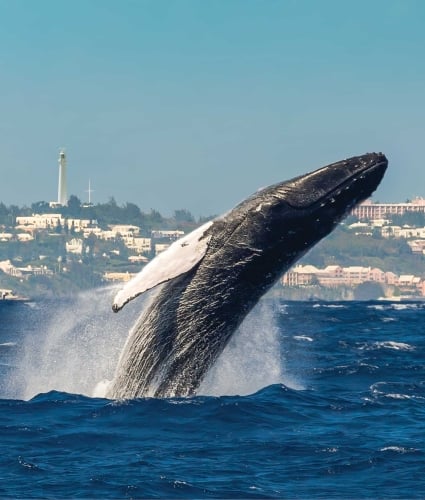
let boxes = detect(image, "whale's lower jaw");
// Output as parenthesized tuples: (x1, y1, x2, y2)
(108, 153, 388, 399)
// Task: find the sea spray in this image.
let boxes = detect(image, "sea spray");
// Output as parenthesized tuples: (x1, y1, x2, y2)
(199, 299, 302, 396)
(6, 286, 139, 400)
(6, 287, 295, 400)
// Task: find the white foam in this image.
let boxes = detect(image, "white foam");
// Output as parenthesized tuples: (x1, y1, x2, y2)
(6, 286, 138, 400)
(293, 335, 313, 342)
(198, 300, 303, 396)
(380, 446, 418, 454)
(93, 379, 112, 398)
(6, 287, 300, 400)
(375, 341, 415, 351)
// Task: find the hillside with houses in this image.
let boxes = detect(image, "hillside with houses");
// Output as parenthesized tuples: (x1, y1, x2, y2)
(1, 197, 425, 300)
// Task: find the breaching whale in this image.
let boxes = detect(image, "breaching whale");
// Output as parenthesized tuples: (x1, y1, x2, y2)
(108, 153, 388, 399)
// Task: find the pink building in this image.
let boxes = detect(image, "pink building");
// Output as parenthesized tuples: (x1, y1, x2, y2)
(282, 265, 425, 296)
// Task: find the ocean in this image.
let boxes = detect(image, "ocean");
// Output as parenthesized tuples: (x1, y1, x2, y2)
(0, 289, 424, 499)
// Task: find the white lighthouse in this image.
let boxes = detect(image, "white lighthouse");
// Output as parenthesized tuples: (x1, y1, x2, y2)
(57, 149, 67, 206)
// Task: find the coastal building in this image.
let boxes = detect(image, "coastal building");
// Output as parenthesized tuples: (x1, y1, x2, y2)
(128, 255, 149, 264)
(15, 214, 65, 231)
(407, 240, 425, 255)
(282, 264, 424, 296)
(126, 237, 152, 254)
(381, 225, 425, 239)
(16, 233, 34, 242)
(351, 198, 425, 220)
(151, 230, 184, 240)
(66, 238, 83, 255)
(282, 265, 320, 286)
(0, 259, 53, 278)
(103, 271, 136, 282)
(109, 225, 140, 237)
(66, 219, 97, 232)
(82, 226, 103, 238)
(155, 243, 171, 255)
(0, 233, 13, 241)
(0, 260, 22, 277)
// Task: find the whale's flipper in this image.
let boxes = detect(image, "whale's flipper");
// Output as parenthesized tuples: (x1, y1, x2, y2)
(112, 220, 213, 312)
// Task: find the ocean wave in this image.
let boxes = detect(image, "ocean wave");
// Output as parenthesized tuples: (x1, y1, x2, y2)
(380, 446, 420, 454)
(368, 302, 425, 311)
(358, 340, 415, 351)
(293, 335, 313, 342)
(314, 362, 379, 377)
(370, 381, 425, 401)
(2, 299, 425, 499)
(374, 341, 415, 351)
(312, 303, 347, 309)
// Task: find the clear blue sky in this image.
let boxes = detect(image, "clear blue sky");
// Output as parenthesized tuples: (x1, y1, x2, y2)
(1, 0, 424, 216)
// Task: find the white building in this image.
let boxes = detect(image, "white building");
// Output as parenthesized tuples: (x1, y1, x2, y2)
(66, 238, 84, 255)
(109, 225, 140, 236)
(151, 230, 184, 240)
(66, 219, 96, 232)
(352, 197, 425, 220)
(155, 243, 171, 255)
(126, 237, 152, 254)
(16, 214, 65, 230)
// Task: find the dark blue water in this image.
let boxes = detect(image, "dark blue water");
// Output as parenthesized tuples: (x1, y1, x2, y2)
(1, 292, 424, 498)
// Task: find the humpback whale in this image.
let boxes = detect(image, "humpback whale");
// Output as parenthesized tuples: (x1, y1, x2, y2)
(108, 153, 388, 399)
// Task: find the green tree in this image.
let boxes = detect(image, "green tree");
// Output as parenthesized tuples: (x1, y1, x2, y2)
(122, 202, 142, 226)
(140, 209, 164, 233)
(392, 212, 425, 227)
(31, 201, 51, 214)
(65, 195, 82, 217)
(0, 202, 9, 225)
(353, 281, 384, 300)
(174, 209, 195, 224)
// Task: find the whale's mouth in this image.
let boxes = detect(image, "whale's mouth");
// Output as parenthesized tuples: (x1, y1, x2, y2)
(307, 160, 388, 212)
(282, 154, 388, 210)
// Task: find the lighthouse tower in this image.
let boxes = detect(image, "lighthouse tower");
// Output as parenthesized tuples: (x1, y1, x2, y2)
(57, 150, 67, 206)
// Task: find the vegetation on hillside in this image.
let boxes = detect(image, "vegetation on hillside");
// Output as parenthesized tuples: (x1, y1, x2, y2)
(302, 224, 423, 275)
(0, 197, 207, 234)
(1, 196, 425, 298)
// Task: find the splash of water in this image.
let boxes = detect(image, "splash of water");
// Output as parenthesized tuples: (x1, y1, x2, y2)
(7, 287, 298, 400)
(7, 286, 138, 400)
(199, 299, 302, 396)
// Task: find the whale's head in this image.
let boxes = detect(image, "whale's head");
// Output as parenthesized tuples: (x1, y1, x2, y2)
(272, 152, 388, 214)
(225, 152, 388, 272)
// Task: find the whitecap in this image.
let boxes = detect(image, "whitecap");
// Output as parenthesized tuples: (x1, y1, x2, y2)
(385, 393, 413, 400)
(375, 341, 415, 351)
(320, 447, 339, 453)
(368, 304, 386, 311)
(380, 446, 418, 454)
(293, 335, 313, 342)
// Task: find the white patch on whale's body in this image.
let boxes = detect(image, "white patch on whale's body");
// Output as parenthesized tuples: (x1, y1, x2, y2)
(113, 220, 213, 312)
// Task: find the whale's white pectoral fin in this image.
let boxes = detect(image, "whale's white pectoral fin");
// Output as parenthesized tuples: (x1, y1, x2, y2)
(112, 221, 214, 312)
